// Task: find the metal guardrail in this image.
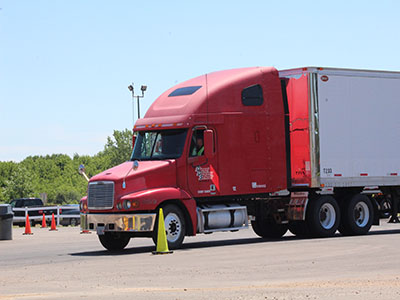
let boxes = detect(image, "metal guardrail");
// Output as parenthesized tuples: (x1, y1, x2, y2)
(12, 206, 80, 226)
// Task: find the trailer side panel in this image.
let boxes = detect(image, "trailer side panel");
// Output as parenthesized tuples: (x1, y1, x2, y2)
(317, 72, 400, 187)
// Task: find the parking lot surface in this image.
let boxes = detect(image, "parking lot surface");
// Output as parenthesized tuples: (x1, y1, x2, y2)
(1, 222, 400, 299)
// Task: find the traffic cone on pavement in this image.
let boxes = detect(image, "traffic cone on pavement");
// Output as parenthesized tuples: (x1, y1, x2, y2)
(23, 214, 33, 235)
(49, 213, 58, 231)
(152, 208, 173, 255)
(41, 213, 47, 228)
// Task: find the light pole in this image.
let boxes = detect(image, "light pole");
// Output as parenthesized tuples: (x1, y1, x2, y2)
(128, 83, 147, 126)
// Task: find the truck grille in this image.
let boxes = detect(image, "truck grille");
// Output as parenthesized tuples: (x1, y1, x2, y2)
(88, 181, 114, 210)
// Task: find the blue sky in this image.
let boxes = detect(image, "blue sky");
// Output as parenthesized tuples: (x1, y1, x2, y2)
(1, 1, 399, 162)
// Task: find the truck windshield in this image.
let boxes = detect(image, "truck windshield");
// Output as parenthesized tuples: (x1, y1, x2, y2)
(131, 129, 188, 161)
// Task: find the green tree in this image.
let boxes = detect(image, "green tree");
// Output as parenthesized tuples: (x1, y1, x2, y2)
(3, 165, 34, 201)
(0, 161, 18, 202)
(100, 129, 133, 167)
(0, 128, 134, 204)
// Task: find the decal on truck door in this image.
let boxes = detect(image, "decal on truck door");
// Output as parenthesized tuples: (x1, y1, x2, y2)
(195, 166, 214, 181)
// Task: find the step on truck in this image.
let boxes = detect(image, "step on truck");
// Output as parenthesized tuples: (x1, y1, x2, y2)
(80, 66, 400, 251)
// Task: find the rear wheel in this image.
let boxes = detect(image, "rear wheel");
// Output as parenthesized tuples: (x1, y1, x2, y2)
(339, 194, 373, 236)
(251, 217, 288, 239)
(152, 204, 186, 249)
(306, 196, 340, 237)
(99, 232, 130, 251)
(288, 221, 310, 237)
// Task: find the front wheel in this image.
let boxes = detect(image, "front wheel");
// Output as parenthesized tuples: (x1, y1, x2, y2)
(99, 232, 130, 251)
(152, 204, 186, 250)
(70, 218, 78, 226)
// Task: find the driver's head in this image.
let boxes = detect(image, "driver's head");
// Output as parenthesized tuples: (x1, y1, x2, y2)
(197, 136, 203, 147)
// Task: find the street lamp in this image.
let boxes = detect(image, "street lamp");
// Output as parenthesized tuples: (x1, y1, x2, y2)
(128, 83, 147, 125)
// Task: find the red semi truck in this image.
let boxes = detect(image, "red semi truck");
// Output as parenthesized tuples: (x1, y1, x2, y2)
(80, 67, 400, 251)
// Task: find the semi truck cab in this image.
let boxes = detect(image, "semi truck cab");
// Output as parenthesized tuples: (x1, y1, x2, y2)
(81, 67, 287, 250)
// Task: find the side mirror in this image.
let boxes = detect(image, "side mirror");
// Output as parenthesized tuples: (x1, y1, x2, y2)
(204, 129, 214, 159)
(78, 164, 85, 175)
(78, 164, 90, 182)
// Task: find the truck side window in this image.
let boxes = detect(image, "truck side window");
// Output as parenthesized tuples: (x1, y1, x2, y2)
(242, 84, 263, 106)
(189, 129, 205, 157)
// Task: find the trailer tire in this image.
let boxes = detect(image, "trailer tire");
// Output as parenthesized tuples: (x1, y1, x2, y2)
(306, 196, 340, 237)
(152, 204, 186, 250)
(339, 194, 373, 236)
(251, 218, 288, 239)
(99, 232, 130, 251)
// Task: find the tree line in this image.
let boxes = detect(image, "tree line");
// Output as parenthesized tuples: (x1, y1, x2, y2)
(0, 129, 133, 204)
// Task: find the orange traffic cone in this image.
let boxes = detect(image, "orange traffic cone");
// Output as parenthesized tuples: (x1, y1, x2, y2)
(49, 213, 57, 231)
(23, 214, 33, 235)
(41, 213, 47, 228)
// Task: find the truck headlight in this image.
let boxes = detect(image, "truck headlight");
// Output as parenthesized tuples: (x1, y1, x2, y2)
(123, 200, 132, 210)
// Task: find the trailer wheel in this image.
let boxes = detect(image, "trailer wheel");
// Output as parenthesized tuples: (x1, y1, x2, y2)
(98, 233, 130, 251)
(306, 196, 340, 237)
(339, 194, 373, 236)
(152, 204, 186, 250)
(251, 217, 288, 239)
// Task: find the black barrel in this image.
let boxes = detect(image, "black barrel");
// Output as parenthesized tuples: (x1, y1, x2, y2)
(0, 204, 13, 240)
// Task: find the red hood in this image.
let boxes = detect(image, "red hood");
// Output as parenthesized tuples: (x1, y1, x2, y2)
(90, 160, 177, 197)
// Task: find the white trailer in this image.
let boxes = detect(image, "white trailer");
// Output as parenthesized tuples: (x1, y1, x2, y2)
(279, 67, 400, 237)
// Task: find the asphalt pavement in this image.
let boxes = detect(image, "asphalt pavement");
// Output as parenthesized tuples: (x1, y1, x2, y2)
(1, 221, 400, 299)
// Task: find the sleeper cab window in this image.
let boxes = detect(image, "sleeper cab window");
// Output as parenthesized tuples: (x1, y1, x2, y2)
(242, 84, 263, 106)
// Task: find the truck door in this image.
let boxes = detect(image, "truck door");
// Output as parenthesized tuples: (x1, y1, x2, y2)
(187, 128, 220, 197)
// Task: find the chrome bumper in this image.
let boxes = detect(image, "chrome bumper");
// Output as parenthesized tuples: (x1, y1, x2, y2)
(81, 213, 156, 232)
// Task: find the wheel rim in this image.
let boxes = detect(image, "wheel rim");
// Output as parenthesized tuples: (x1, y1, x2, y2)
(319, 203, 336, 229)
(354, 202, 369, 227)
(164, 212, 181, 243)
